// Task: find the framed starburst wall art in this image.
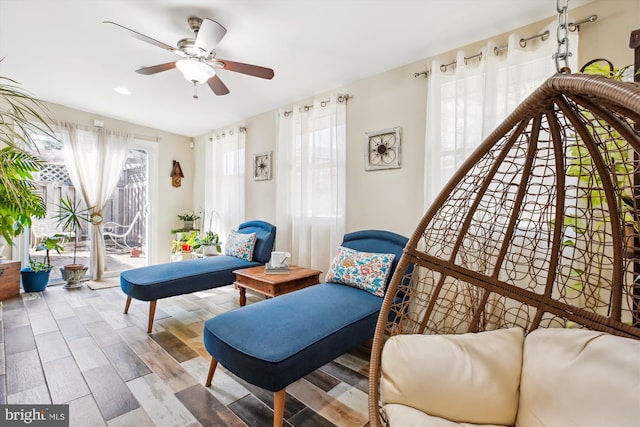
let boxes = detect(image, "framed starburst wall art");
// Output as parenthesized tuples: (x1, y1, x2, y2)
(253, 151, 272, 181)
(365, 126, 401, 171)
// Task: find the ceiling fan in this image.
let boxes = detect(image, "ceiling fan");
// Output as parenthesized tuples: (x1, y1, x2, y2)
(104, 17, 274, 98)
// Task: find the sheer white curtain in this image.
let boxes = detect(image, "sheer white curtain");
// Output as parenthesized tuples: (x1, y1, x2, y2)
(276, 94, 346, 273)
(204, 126, 245, 244)
(424, 23, 579, 207)
(58, 122, 131, 280)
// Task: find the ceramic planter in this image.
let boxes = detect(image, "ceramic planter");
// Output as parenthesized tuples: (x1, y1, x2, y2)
(202, 245, 219, 256)
(60, 265, 88, 289)
(21, 267, 52, 292)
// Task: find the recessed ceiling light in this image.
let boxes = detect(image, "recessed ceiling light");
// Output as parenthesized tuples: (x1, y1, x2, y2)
(114, 87, 131, 95)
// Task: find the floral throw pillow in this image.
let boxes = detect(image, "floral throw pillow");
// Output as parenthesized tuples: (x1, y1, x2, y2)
(225, 230, 257, 261)
(325, 246, 395, 297)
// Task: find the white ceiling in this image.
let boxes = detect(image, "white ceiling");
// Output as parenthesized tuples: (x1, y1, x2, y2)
(0, 0, 593, 137)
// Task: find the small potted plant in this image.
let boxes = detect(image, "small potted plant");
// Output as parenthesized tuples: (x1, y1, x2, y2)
(54, 194, 92, 288)
(171, 231, 198, 261)
(188, 231, 222, 256)
(21, 234, 65, 292)
(177, 211, 200, 230)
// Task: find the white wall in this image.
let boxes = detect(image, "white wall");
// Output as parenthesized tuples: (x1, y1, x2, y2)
(233, 0, 640, 242)
(245, 112, 278, 223)
(342, 61, 428, 237)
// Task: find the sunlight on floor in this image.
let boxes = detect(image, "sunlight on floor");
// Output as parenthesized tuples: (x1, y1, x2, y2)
(28, 247, 147, 283)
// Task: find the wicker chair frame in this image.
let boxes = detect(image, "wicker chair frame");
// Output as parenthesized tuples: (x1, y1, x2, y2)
(368, 73, 640, 426)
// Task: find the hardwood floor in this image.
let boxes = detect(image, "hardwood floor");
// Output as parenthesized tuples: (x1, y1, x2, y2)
(0, 281, 372, 427)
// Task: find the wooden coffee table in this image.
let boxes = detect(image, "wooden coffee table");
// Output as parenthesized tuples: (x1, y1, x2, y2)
(233, 265, 322, 306)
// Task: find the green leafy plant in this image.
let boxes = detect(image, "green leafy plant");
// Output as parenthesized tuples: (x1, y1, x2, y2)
(558, 59, 636, 301)
(177, 212, 200, 222)
(172, 231, 198, 254)
(0, 147, 47, 242)
(574, 59, 635, 223)
(32, 234, 66, 269)
(54, 194, 92, 266)
(188, 230, 222, 253)
(0, 69, 58, 244)
(28, 259, 52, 272)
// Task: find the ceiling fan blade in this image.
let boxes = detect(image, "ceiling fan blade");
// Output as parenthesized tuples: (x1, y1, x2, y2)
(194, 19, 227, 54)
(136, 62, 177, 75)
(207, 75, 230, 95)
(215, 59, 275, 79)
(104, 21, 176, 52)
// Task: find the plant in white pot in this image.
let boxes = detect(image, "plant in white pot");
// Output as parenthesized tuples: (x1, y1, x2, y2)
(189, 231, 222, 256)
(177, 211, 200, 231)
(54, 194, 92, 288)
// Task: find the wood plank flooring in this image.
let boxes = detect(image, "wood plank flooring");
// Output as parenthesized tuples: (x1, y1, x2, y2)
(0, 282, 372, 426)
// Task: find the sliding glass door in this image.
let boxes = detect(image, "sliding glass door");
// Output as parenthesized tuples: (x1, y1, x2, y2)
(23, 132, 154, 283)
(102, 146, 149, 277)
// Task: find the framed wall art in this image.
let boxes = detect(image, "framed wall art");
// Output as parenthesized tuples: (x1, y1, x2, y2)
(253, 151, 272, 181)
(365, 126, 401, 171)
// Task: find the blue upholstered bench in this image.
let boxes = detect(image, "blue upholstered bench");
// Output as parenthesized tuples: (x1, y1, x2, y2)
(202, 229, 410, 427)
(121, 220, 276, 333)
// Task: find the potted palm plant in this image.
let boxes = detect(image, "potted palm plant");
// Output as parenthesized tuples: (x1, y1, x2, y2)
(54, 194, 92, 288)
(20, 235, 65, 292)
(0, 71, 53, 247)
(1, 65, 57, 294)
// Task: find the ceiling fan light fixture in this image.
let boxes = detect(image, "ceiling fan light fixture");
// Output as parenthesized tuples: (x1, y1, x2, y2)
(107, 17, 274, 96)
(176, 58, 215, 84)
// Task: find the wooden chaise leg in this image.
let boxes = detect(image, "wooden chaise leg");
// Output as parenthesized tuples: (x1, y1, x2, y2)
(124, 296, 132, 313)
(204, 359, 285, 427)
(205, 358, 218, 387)
(273, 389, 286, 427)
(147, 300, 157, 333)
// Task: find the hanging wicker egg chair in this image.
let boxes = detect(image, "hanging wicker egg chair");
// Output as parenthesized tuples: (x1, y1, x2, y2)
(368, 72, 640, 426)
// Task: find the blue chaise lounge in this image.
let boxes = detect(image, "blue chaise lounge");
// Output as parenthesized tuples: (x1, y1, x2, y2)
(121, 220, 276, 333)
(202, 229, 410, 427)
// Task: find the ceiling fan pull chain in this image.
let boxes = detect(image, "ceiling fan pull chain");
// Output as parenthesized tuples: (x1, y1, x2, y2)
(193, 81, 199, 99)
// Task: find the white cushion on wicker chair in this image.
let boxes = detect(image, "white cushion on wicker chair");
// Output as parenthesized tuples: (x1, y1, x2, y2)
(383, 403, 509, 427)
(517, 328, 640, 427)
(380, 327, 523, 425)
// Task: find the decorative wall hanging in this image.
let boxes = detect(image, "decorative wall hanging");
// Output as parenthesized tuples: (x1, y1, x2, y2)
(253, 151, 272, 181)
(365, 126, 401, 170)
(171, 160, 184, 187)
